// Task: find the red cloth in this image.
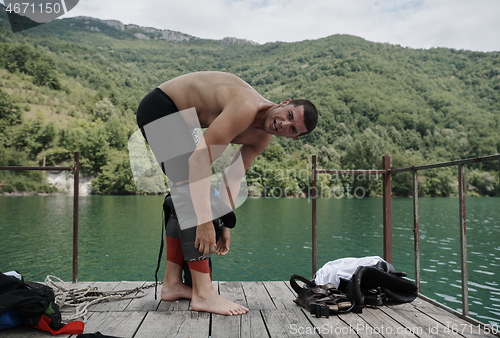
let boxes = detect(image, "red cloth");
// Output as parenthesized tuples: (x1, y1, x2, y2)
(33, 315, 84, 335)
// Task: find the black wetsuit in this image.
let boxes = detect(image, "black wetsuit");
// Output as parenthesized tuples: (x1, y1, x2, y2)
(136, 87, 196, 184)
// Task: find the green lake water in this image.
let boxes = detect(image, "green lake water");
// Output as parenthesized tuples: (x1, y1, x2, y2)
(0, 195, 499, 326)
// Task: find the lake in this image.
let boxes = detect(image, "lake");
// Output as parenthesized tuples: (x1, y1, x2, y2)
(0, 195, 499, 326)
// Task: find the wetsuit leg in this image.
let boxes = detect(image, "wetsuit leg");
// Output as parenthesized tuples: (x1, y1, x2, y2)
(165, 216, 184, 266)
(138, 87, 216, 282)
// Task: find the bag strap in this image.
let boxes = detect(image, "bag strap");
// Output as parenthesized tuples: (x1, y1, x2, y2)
(289, 275, 315, 294)
(154, 194, 171, 300)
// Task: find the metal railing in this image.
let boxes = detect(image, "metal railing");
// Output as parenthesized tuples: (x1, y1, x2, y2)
(391, 153, 500, 317)
(311, 153, 500, 319)
(0, 152, 80, 283)
(311, 155, 392, 275)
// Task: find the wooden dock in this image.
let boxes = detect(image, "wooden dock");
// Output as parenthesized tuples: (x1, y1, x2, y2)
(2, 281, 498, 338)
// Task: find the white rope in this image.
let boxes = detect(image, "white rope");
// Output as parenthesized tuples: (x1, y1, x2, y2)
(44, 275, 153, 322)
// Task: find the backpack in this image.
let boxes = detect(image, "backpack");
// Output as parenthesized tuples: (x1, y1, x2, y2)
(0, 272, 84, 334)
(337, 263, 418, 313)
(291, 257, 418, 317)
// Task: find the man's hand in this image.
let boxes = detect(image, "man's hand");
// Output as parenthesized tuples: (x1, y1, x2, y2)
(195, 222, 216, 256)
(215, 227, 231, 256)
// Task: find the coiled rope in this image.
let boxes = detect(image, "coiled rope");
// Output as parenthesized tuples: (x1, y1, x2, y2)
(44, 275, 157, 322)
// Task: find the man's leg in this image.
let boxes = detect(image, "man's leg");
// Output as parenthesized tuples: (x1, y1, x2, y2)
(161, 218, 192, 300)
(188, 260, 249, 316)
(161, 259, 192, 300)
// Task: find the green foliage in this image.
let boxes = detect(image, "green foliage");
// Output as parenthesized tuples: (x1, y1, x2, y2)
(0, 89, 22, 132)
(468, 169, 498, 196)
(0, 11, 498, 196)
(1, 43, 61, 89)
(421, 167, 458, 197)
(91, 150, 137, 194)
(261, 144, 285, 162)
(58, 119, 109, 174)
(0, 148, 57, 194)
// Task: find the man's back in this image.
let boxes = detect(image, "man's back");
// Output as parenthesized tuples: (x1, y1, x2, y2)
(158, 71, 275, 150)
(159, 71, 272, 129)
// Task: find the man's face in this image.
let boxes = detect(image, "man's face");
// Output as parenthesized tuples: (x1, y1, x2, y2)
(266, 100, 308, 138)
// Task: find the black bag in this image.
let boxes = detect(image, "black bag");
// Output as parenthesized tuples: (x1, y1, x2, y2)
(0, 272, 84, 334)
(338, 262, 418, 313)
(0, 273, 58, 327)
(291, 260, 418, 317)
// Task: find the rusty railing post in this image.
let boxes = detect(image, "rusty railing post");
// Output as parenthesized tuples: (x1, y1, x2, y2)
(458, 163, 469, 316)
(72, 152, 80, 283)
(412, 169, 421, 292)
(382, 155, 392, 264)
(311, 155, 317, 277)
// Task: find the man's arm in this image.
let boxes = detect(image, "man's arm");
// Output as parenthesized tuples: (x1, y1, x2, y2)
(214, 142, 270, 256)
(218, 142, 269, 207)
(189, 99, 263, 256)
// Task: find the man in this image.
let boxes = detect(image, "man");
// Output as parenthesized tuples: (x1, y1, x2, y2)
(136, 71, 317, 316)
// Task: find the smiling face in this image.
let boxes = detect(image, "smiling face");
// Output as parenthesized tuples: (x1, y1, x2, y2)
(265, 100, 308, 138)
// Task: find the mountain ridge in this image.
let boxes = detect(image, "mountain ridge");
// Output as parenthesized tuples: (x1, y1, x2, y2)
(68, 15, 259, 45)
(0, 8, 499, 197)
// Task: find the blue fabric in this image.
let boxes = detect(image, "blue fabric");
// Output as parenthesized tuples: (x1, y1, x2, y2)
(0, 309, 23, 331)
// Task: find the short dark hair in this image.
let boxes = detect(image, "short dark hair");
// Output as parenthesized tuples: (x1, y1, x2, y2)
(289, 99, 318, 136)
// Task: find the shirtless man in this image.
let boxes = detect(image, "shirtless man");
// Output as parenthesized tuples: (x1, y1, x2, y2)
(136, 71, 317, 316)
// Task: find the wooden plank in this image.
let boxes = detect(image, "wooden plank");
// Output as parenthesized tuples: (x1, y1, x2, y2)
(92, 282, 144, 312)
(157, 298, 191, 311)
(241, 310, 270, 338)
(0, 325, 72, 338)
(338, 311, 384, 338)
(381, 302, 462, 338)
(84, 282, 121, 312)
(134, 311, 210, 338)
(307, 314, 360, 338)
(212, 313, 243, 338)
(6, 280, 494, 338)
(262, 308, 321, 338)
(411, 297, 498, 338)
(219, 281, 248, 307)
(83, 311, 147, 338)
(211, 281, 249, 338)
(353, 306, 416, 337)
(263, 281, 297, 310)
(242, 282, 276, 310)
(125, 282, 161, 311)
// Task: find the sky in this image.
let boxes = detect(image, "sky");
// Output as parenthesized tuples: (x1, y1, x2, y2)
(3, 0, 500, 52)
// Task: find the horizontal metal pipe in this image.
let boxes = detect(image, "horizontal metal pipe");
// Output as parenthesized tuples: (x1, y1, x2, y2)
(391, 154, 500, 174)
(0, 166, 74, 171)
(315, 169, 386, 174)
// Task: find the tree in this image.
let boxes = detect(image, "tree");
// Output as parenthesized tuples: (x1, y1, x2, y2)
(33, 58, 61, 90)
(340, 129, 386, 196)
(94, 98, 119, 122)
(92, 150, 137, 194)
(0, 89, 22, 132)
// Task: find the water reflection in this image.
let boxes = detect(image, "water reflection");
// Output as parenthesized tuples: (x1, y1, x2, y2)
(0, 195, 498, 326)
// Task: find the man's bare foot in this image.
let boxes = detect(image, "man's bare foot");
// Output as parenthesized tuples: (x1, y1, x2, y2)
(191, 291, 249, 316)
(161, 281, 192, 301)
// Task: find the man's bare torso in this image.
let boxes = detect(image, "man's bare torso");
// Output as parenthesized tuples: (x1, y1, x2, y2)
(158, 71, 273, 147)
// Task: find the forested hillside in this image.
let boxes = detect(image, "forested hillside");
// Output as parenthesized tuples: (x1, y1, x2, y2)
(1, 8, 499, 197)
